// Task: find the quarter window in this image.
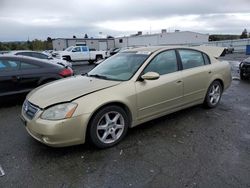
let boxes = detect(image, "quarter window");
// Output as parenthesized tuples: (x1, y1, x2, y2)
(144, 50, 178, 75)
(178, 50, 205, 69)
(203, 53, 211, 65)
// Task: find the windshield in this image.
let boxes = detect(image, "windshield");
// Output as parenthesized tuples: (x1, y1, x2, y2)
(64, 46, 73, 52)
(88, 52, 149, 81)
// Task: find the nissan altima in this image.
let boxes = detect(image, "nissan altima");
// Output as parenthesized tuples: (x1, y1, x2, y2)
(21, 46, 231, 148)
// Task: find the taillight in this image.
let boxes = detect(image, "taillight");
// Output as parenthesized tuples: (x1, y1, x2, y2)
(59, 68, 73, 77)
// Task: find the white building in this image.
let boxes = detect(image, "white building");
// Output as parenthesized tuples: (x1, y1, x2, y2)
(52, 31, 209, 51)
(115, 31, 209, 48)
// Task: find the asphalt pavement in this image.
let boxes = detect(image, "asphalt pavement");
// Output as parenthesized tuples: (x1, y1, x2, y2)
(0, 54, 250, 187)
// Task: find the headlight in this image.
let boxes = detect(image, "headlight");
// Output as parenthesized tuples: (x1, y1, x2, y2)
(41, 103, 78, 120)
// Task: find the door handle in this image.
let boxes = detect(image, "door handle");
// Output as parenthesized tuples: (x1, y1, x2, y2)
(208, 71, 212, 74)
(176, 80, 182, 84)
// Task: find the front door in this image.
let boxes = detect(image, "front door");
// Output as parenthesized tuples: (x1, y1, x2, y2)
(135, 50, 183, 121)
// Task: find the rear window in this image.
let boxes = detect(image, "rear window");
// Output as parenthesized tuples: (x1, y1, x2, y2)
(178, 50, 205, 69)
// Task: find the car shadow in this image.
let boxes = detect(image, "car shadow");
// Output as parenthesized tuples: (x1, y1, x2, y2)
(0, 94, 27, 108)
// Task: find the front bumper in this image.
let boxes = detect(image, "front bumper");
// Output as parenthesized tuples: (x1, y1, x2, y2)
(21, 106, 89, 147)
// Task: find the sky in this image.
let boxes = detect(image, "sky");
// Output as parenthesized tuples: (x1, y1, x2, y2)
(0, 0, 250, 41)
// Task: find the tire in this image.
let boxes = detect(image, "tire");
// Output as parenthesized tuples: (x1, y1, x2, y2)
(203, 81, 222, 108)
(240, 71, 246, 80)
(63, 56, 72, 62)
(88, 105, 129, 148)
(88, 60, 94, 65)
(96, 55, 103, 61)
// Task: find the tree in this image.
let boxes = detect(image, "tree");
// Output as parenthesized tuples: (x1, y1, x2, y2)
(240, 28, 248, 39)
(84, 34, 88, 39)
(46, 37, 53, 50)
(47, 37, 52, 42)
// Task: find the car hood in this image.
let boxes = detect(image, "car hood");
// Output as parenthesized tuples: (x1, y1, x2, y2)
(27, 76, 121, 108)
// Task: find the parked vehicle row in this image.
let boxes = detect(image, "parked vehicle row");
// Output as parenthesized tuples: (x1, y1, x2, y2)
(21, 46, 231, 148)
(8, 50, 72, 68)
(0, 55, 73, 97)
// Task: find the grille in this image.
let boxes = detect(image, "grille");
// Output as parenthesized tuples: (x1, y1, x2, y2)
(23, 100, 39, 120)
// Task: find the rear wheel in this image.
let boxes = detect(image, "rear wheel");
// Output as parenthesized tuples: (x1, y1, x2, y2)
(204, 81, 222, 108)
(88, 106, 129, 148)
(240, 71, 246, 80)
(88, 60, 94, 65)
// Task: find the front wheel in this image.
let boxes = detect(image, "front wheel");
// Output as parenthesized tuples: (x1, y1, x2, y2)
(203, 81, 222, 108)
(88, 106, 129, 148)
(96, 55, 103, 62)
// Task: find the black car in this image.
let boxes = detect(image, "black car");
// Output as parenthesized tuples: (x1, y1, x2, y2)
(239, 57, 250, 80)
(0, 55, 73, 97)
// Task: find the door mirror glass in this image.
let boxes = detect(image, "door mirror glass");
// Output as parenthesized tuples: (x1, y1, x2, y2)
(141, 72, 160, 80)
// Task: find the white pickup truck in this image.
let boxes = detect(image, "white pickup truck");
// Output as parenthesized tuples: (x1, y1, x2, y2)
(53, 46, 107, 64)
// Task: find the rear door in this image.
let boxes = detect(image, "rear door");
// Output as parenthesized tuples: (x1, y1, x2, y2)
(177, 49, 212, 105)
(17, 60, 43, 91)
(0, 59, 20, 96)
(81, 46, 90, 60)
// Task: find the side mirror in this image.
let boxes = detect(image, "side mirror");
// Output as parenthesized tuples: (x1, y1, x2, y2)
(141, 72, 160, 80)
(72, 49, 76, 52)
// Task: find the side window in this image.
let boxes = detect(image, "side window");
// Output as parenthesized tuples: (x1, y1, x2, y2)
(0, 60, 19, 71)
(179, 50, 205, 69)
(17, 52, 32, 57)
(32, 52, 48, 59)
(81, 47, 88, 52)
(203, 53, 211, 65)
(144, 50, 178, 75)
(73, 47, 81, 52)
(20, 62, 40, 70)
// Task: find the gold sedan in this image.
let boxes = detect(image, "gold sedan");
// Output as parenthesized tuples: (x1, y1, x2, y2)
(21, 46, 231, 148)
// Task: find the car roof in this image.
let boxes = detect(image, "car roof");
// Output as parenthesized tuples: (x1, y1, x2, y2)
(125, 45, 225, 58)
(8, 50, 46, 55)
(125, 46, 187, 53)
(8, 50, 33, 54)
(0, 54, 60, 67)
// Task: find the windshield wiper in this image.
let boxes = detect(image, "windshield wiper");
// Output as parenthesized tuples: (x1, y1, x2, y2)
(87, 74, 108, 79)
